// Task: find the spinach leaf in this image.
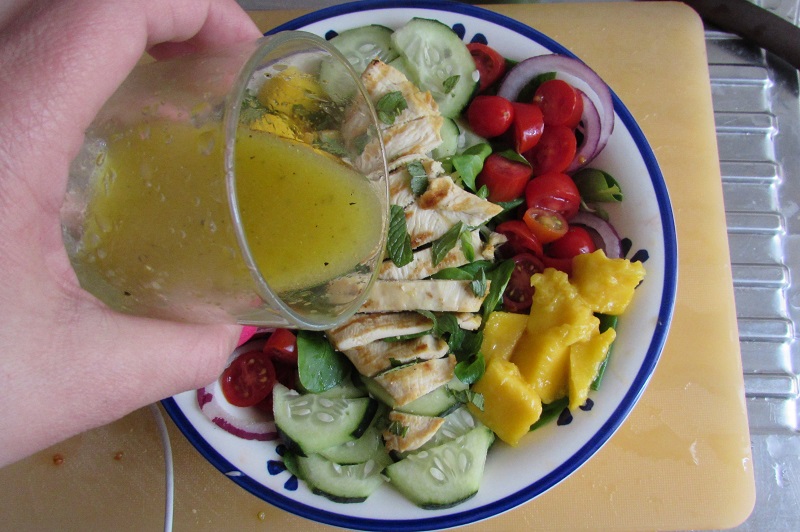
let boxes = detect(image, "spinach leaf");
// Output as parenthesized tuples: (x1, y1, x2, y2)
(297, 331, 348, 393)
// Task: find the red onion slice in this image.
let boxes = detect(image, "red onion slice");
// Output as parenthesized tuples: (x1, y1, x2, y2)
(567, 91, 601, 172)
(497, 54, 614, 164)
(196, 338, 279, 441)
(570, 212, 622, 259)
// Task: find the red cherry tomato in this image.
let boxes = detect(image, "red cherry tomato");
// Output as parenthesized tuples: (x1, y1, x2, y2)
(524, 172, 581, 220)
(476, 153, 533, 202)
(221, 350, 277, 407)
(263, 328, 297, 364)
(541, 254, 575, 275)
(522, 206, 568, 244)
(533, 79, 584, 128)
(467, 42, 506, 92)
(510, 102, 544, 153)
(547, 226, 597, 259)
(524, 125, 577, 175)
(503, 253, 544, 313)
(494, 220, 544, 258)
(467, 95, 514, 138)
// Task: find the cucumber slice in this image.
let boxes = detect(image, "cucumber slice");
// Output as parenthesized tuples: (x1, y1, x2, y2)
(385, 425, 495, 509)
(330, 25, 399, 73)
(320, 25, 399, 103)
(432, 117, 459, 160)
(393, 407, 482, 460)
(296, 452, 390, 503)
(273, 383, 378, 454)
(390, 18, 478, 118)
(398, 377, 468, 417)
(319, 409, 390, 465)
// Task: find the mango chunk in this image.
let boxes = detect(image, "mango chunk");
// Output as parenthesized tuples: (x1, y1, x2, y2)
(568, 328, 617, 411)
(257, 66, 325, 118)
(469, 358, 542, 446)
(511, 269, 599, 403)
(481, 311, 528, 363)
(571, 250, 646, 315)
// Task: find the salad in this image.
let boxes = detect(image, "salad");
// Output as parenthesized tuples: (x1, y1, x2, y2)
(198, 18, 646, 509)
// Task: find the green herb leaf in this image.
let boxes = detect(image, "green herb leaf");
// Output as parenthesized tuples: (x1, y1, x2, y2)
(376, 91, 408, 125)
(590, 313, 619, 391)
(418, 310, 464, 354)
(431, 222, 464, 267)
(431, 267, 475, 281)
(530, 397, 569, 431)
(297, 331, 348, 393)
(460, 231, 476, 262)
(573, 168, 624, 203)
(470, 267, 487, 297)
(497, 149, 531, 166)
(443, 75, 461, 94)
(476, 184, 489, 199)
(517, 71, 557, 102)
(388, 420, 409, 438)
(482, 259, 515, 321)
(448, 387, 485, 411)
(407, 160, 429, 196)
(450, 143, 492, 192)
(387, 204, 413, 267)
(455, 352, 485, 385)
(239, 92, 268, 124)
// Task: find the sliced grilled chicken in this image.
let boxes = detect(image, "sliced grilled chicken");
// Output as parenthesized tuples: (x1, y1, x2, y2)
(404, 176, 503, 249)
(379, 230, 480, 281)
(360, 279, 489, 313)
(374, 354, 456, 406)
(456, 312, 482, 331)
(383, 411, 445, 453)
(326, 312, 433, 351)
(342, 334, 448, 377)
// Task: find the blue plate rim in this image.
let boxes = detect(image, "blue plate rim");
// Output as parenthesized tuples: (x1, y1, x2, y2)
(163, 1, 679, 530)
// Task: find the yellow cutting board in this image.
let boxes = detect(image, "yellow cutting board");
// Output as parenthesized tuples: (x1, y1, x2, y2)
(0, 3, 755, 530)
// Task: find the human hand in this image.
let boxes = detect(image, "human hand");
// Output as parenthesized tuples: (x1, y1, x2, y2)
(0, 0, 262, 467)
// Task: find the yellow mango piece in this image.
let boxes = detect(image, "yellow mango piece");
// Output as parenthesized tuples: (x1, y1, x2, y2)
(249, 113, 298, 139)
(481, 311, 528, 363)
(469, 358, 542, 446)
(571, 249, 646, 315)
(511, 269, 599, 404)
(568, 328, 617, 411)
(257, 66, 325, 118)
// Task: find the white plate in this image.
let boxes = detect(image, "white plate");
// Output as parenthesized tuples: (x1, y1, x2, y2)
(163, 1, 678, 530)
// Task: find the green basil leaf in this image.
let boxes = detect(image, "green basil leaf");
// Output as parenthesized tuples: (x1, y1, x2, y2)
(387, 204, 413, 267)
(430, 267, 475, 281)
(517, 71, 557, 102)
(443, 74, 460, 94)
(376, 91, 408, 125)
(470, 267, 487, 297)
(451, 143, 492, 192)
(476, 184, 489, 199)
(297, 331, 348, 393)
(460, 231, 476, 262)
(573, 168, 624, 203)
(530, 397, 570, 431)
(455, 352, 485, 385)
(407, 160, 429, 196)
(388, 420, 409, 437)
(497, 149, 531, 167)
(482, 259, 515, 321)
(448, 387, 485, 411)
(431, 221, 464, 266)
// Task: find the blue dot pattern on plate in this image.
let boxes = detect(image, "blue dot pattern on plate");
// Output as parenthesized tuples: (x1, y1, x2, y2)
(269, 444, 298, 491)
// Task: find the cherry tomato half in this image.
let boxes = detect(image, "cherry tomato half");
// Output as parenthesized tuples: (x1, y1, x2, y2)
(494, 220, 544, 258)
(522, 206, 568, 244)
(547, 226, 597, 259)
(476, 153, 533, 202)
(221, 350, 277, 407)
(467, 95, 514, 138)
(541, 254, 575, 275)
(533, 79, 584, 128)
(524, 172, 581, 220)
(263, 328, 297, 364)
(467, 43, 506, 92)
(524, 125, 577, 175)
(510, 102, 545, 153)
(503, 253, 544, 313)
